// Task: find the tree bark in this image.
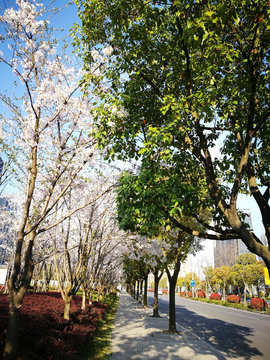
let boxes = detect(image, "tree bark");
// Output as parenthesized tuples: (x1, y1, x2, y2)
(4, 230, 36, 359)
(138, 279, 143, 303)
(136, 280, 139, 301)
(143, 273, 148, 309)
(166, 261, 181, 333)
(152, 267, 163, 317)
(153, 271, 159, 317)
(133, 282, 136, 299)
(81, 289, 86, 310)
(3, 292, 24, 360)
(167, 272, 178, 333)
(64, 297, 72, 320)
(88, 288, 95, 305)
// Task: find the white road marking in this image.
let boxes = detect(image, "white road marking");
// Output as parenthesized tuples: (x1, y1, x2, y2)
(228, 311, 259, 320)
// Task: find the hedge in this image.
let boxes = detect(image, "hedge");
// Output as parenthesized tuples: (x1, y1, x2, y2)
(250, 297, 267, 311)
(210, 292, 221, 300)
(227, 295, 240, 303)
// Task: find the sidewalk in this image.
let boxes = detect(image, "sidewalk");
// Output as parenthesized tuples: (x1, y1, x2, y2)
(110, 290, 228, 360)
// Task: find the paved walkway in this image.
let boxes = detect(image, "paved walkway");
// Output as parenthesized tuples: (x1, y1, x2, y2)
(110, 290, 228, 360)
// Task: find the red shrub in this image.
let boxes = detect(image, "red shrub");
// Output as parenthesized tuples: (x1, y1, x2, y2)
(197, 291, 206, 298)
(210, 292, 221, 300)
(180, 291, 186, 297)
(187, 291, 193, 298)
(250, 297, 267, 311)
(162, 289, 169, 295)
(147, 288, 154, 292)
(0, 292, 107, 359)
(227, 295, 240, 303)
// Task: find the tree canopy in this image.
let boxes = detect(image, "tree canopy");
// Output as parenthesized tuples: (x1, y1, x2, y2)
(74, 0, 270, 271)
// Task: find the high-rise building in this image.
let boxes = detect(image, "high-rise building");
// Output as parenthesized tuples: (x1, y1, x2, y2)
(0, 197, 13, 265)
(214, 212, 253, 268)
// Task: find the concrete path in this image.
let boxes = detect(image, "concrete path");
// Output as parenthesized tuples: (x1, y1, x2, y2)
(110, 290, 228, 360)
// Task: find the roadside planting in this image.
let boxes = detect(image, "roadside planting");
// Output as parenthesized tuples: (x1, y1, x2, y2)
(0, 292, 107, 359)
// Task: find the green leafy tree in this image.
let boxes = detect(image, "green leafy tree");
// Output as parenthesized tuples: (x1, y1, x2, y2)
(203, 265, 214, 298)
(177, 276, 185, 291)
(115, 170, 204, 332)
(183, 272, 201, 292)
(159, 276, 168, 289)
(212, 265, 234, 300)
(122, 255, 149, 300)
(75, 0, 270, 273)
(233, 253, 259, 305)
(161, 230, 201, 332)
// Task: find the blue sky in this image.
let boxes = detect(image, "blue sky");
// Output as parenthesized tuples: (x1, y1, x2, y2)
(0, 0, 80, 88)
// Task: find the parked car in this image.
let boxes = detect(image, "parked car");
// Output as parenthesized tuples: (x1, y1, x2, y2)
(158, 289, 163, 295)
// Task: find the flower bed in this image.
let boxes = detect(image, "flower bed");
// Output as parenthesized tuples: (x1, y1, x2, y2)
(210, 292, 221, 301)
(250, 297, 267, 311)
(0, 291, 107, 359)
(227, 295, 240, 303)
(197, 291, 206, 298)
(179, 291, 186, 297)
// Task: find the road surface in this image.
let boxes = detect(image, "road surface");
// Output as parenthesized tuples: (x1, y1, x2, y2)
(146, 292, 270, 359)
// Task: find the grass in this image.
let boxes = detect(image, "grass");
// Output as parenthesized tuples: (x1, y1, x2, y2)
(77, 293, 119, 360)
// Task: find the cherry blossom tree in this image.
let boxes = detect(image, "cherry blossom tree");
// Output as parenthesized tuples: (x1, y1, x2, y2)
(0, 1, 115, 358)
(46, 177, 126, 319)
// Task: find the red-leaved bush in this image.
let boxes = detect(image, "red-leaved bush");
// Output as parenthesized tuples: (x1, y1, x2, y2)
(250, 297, 267, 311)
(197, 291, 206, 298)
(227, 295, 240, 303)
(162, 289, 169, 295)
(187, 291, 193, 298)
(0, 291, 107, 359)
(210, 292, 221, 300)
(180, 291, 186, 297)
(147, 288, 154, 292)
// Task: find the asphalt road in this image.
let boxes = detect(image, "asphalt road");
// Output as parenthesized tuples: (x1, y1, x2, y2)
(146, 292, 270, 360)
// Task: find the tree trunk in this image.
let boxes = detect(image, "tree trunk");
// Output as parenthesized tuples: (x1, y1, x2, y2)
(81, 289, 86, 310)
(153, 270, 160, 317)
(136, 280, 139, 301)
(81, 280, 87, 309)
(222, 285, 226, 302)
(143, 274, 148, 309)
(138, 279, 143, 303)
(3, 292, 24, 360)
(243, 283, 247, 307)
(89, 289, 95, 305)
(166, 259, 181, 334)
(168, 275, 178, 333)
(64, 298, 72, 320)
(4, 230, 36, 359)
(97, 287, 102, 302)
